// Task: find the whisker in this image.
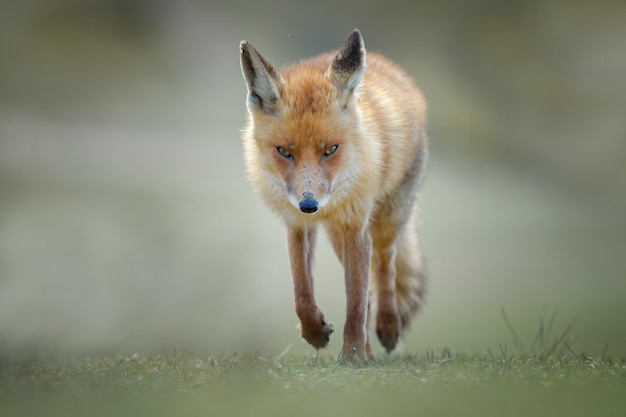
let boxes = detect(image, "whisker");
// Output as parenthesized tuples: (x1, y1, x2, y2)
(330, 177, 352, 191)
(330, 177, 353, 195)
(270, 178, 288, 192)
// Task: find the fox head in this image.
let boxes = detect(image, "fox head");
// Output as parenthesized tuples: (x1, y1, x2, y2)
(240, 30, 368, 220)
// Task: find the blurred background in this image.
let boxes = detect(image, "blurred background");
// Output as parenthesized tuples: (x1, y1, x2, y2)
(0, 0, 624, 359)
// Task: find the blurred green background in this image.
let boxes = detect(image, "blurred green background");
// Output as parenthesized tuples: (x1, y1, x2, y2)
(0, 0, 624, 359)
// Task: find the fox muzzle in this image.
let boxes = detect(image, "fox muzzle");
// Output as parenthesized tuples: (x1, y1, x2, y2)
(299, 192, 319, 214)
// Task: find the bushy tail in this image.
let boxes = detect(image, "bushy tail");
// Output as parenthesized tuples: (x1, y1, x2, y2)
(394, 211, 427, 329)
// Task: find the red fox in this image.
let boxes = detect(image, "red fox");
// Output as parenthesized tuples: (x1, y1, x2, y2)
(239, 29, 427, 362)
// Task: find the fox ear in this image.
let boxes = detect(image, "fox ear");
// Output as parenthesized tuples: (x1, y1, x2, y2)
(329, 29, 366, 102)
(240, 41, 282, 113)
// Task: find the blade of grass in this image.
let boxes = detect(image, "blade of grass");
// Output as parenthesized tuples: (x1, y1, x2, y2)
(500, 306, 525, 354)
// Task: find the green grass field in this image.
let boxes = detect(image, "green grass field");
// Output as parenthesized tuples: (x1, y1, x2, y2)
(2, 350, 625, 417)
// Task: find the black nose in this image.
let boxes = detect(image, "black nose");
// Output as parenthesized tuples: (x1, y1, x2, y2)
(299, 195, 318, 213)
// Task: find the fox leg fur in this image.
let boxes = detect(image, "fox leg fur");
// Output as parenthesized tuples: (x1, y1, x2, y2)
(287, 226, 334, 349)
(326, 223, 372, 362)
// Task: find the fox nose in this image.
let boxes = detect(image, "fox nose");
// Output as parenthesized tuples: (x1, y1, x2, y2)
(299, 193, 318, 214)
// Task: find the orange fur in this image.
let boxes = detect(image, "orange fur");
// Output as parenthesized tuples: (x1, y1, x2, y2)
(240, 30, 427, 362)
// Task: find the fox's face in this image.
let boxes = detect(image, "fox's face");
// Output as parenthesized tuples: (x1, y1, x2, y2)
(240, 31, 366, 217)
(269, 134, 342, 214)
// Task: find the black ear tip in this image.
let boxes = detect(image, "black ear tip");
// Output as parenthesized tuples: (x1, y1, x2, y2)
(334, 29, 365, 73)
(347, 29, 363, 47)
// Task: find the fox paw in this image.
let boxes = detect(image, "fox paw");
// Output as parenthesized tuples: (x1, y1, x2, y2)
(340, 343, 369, 364)
(298, 313, 334, 349)
(376, 309, 401, 352)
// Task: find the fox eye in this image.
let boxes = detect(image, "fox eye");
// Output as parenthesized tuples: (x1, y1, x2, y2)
(324, 144, 339, 157)
(276, 146, 293, 159)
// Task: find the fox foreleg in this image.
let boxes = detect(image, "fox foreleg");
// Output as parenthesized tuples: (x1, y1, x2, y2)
(340, 226, 372, 363)
(287, 226, 334, 349)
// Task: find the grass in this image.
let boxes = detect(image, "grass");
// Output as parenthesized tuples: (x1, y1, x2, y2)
(1, 349, 625, 417)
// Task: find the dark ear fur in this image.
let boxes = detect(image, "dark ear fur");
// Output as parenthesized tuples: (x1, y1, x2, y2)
(330, 29, 366, 97)
(240, 41, 282, 113)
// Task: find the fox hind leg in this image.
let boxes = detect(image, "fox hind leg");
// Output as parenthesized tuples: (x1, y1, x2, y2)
(370, 214, 427, 352)
(370, 225, 402, 352)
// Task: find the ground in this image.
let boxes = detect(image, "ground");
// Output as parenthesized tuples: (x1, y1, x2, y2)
(2, 351, 625, 417)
